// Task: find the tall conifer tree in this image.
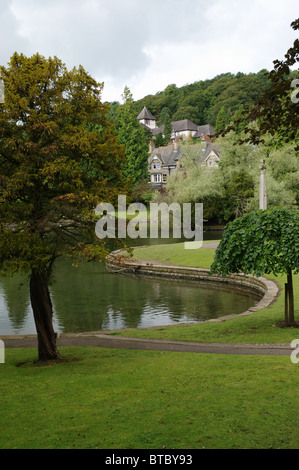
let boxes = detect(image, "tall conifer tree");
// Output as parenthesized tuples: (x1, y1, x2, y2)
(115, 87, 149, 185)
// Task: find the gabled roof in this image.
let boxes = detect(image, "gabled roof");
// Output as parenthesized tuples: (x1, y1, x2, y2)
(137, 106, 156, 121)
(149, 144, 182, 168)
(193, 124, 215, 138)
(151, 124, 165, 136)
(203, 143, 221, 160)
(171, 119, 198, 132)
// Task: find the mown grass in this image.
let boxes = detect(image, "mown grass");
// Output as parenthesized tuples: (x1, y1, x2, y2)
(116, 242, 299, 344)
(2, 241, 299, 450)
(1, 346, 298, 449)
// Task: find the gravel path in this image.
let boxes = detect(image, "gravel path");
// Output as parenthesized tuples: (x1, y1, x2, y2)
(2, 333, 292, 356)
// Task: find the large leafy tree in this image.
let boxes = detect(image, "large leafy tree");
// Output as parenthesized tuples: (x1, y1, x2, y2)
(156, 106, 172, 145)
(221, 19, 299, 147)
(115, 86, 149, 186)
(211, 207, 299, 326)
(0, 53, 127, 360)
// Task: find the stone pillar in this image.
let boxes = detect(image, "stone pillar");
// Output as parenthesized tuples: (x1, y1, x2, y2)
(259, 159, 267, 210)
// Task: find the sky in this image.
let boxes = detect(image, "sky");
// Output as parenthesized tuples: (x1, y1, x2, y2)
(1, 0, 298, 103)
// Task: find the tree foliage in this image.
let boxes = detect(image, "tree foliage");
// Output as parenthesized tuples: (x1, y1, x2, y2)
(154, 129, 298, 224)
(222, 19, 299, 148)
(210, 207, 299, 326)
(115, 86, 149, 185)
(107, 71, 270, 130)
(0, 53, 128, 360)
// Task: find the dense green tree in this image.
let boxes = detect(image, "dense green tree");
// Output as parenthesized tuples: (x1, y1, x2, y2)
(122, 70, 270, 130)
(226, 170, 254, 218)
(0, 53, 127, 360)
(211, 207, 299, 326)
(154, 129, 298, 223)
(154, 132, 164, 148)
(115, 86, 149, 185)
(172, 105, 200, 124)
(163, 118, 173, 145)
(105, 100, 120, 124)
(157, 107, 171, 127)
(215, 106, 232, 133)
(223, 19, 299, 147)
(178, 89, 208, 124)
(217, 132, 298, 211)
(163, 84, 180, 114)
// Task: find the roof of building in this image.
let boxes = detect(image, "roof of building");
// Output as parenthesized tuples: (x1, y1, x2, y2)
(193, 124, 215, 138)
(151, 124, 165, 136)
(150, 119, 202, 137)
(137, 106, 156, 121)
(203, 143, 221, 160)
(149, 141, 221, 171)
(171, 119, 199, 132)
(149, 144, 182, 168)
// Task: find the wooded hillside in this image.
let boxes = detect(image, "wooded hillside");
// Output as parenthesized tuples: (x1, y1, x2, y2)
(106, 70, 271, 132)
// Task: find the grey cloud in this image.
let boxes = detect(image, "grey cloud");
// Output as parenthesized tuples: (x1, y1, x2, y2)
(3, 0, 153, 82)
(0, 0, 31, 65)
(2, 0, 208, 81)
(1, 0, 298, 102)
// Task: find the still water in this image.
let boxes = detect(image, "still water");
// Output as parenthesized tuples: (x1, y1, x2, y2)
(0, 232, 260, 335)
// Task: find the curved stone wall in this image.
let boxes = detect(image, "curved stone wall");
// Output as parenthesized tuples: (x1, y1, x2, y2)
(106, 250, 281, 323)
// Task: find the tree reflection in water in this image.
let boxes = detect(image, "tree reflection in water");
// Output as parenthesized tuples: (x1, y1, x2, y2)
(0, 255, 259, 335)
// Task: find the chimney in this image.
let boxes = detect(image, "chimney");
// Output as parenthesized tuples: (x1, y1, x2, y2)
(149, 140, 155, 153)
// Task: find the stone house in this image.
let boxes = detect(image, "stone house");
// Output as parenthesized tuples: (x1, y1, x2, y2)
(137, 106, 215, 142)
(137, 107, 157, 130)
(138, 107, 220, 187)
(148, 139, 182, 186)
(148, 140, 221, 187)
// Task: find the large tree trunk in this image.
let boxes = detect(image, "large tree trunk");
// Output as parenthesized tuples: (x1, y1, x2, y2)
(287, 268, 295, 326)
(285, 283, 289, 324)
(30, 269, 61, 361)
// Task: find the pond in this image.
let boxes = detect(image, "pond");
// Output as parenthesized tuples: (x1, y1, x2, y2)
(0, 231, 261, 335)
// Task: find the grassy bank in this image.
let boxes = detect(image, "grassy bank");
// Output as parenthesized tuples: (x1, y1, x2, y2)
(2, 241, 298, 450)
(114, 242, 299, 344)
(1, 346, 298, 449)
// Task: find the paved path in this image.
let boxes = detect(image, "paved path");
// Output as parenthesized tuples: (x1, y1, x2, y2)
(2, 333, 292, 356)
(3, 241, 292, 358)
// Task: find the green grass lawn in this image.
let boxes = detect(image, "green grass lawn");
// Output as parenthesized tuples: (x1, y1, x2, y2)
(116, 242, 299, 344)
(1, 346, 298, 449)
(2, 241, 299, 450)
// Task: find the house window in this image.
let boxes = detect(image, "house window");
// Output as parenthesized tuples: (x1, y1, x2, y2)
(163, 174, 167, 182)
(152, 162, 160, 170)
(153, 174, 161, 183)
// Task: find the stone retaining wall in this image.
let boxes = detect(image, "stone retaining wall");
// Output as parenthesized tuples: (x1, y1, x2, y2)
(106, 250, 280, 323)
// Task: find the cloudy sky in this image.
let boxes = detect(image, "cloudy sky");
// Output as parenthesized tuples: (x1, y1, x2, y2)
(1, 0, 298, 102)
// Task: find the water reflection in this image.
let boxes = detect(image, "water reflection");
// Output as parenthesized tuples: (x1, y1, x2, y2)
(0, 230, 260, 335)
